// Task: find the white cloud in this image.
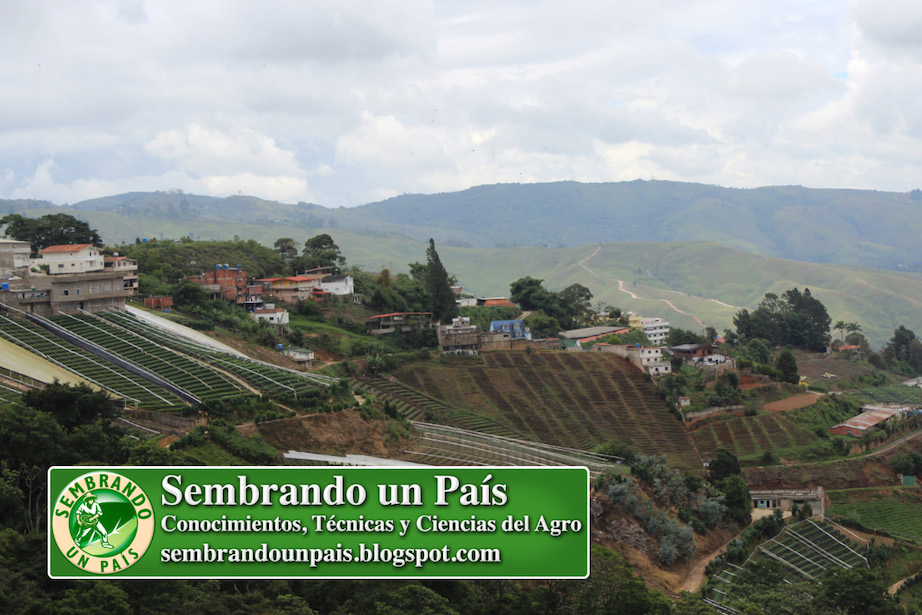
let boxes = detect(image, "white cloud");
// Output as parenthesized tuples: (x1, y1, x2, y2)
(1, 1, 922, 206)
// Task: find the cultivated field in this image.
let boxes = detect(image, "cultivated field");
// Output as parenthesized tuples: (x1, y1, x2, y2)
(689, 412, 818, 464)
(389, 351, 702, 468)
(827, 488, 922, 544)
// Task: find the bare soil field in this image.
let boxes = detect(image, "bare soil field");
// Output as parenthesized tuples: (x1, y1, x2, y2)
(763, 393, 821, 413)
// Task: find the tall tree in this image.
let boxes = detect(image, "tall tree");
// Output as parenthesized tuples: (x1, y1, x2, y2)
(0, 213, 102, 253)
(774, 348, 800, 384)
(298, 233, 346, 273)
(425, 239, 458, 324)
(273, 237, 299, 262)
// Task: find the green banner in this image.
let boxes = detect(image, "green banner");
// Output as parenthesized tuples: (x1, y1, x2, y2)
(48, 466, 589, 579)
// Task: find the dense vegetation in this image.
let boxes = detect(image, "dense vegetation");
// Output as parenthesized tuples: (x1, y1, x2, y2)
(0, 212, 102, 253)
(732, 288, 831, 352)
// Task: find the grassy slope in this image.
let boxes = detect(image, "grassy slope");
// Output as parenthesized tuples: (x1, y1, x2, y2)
(17, 208, 922, 348)
(827, 488, 922, 543)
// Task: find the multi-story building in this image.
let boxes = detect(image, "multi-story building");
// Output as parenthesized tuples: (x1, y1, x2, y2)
(0, 239, 31, 279)
(591, 344, 672, 377)
(0, 270, 128, 315)
(257, 274, 326, 303)
(104, 255, 139, 294)
(37, 244, 104, 275)
(628, 313, 670, 346)
(187, 264, 263, 310)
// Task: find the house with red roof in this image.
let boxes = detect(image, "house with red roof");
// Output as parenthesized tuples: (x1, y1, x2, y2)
(38, 244, 104, 275)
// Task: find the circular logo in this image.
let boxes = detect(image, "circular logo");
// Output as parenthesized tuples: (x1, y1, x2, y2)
(52, 471, 155, 575)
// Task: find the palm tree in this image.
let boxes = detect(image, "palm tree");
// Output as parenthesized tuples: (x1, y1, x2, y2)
(833, 320, 847, 344)
(844, 322, 862, 343)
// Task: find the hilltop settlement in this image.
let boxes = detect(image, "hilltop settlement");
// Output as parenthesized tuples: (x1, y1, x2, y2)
(2, 212, 922, 614)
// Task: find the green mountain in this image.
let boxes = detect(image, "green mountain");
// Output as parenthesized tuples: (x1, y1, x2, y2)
(7, 180, 921, 270)
(4, 182, 922, 347)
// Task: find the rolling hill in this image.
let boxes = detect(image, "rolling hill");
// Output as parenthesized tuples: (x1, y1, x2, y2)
(5, 180, 922, 270)
(4, 182, 922, 348)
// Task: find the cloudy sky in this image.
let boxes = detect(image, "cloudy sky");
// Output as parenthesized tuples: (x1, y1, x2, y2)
(1, 0, 921, 207)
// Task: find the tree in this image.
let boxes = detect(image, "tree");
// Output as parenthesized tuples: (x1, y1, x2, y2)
(298, 233, 346, 273)
(708, 448, 741, 483)
(273, 237, 299, 261)
(818, 568, 900, 615)
(0, 213, 102, 253)
(774, 348, 799, 384)
(720, 474, 752, 523)
(425, 239, 458, 324)
(833, 320, 847, 343)
(733, 287, 830, 351)
(558, 283, 594, 328)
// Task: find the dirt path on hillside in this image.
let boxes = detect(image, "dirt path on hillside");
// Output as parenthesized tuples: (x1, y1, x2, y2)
(865, 429, 922, 459)
(763, 393, 821, 413)
(577, 245, 739, 321)
(678, 533, 740, 593)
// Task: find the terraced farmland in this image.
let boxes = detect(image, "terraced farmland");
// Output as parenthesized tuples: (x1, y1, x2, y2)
(0, 313, 184, 410)
(49, 312, 247, 403)
(690, 412, 818, 463)
(0, 382, 23, 404)
(389, 351, 701, 468)
(710, 519, 868, 608)
(797, 354, 876, 384)
(98, 310, 333, 397)
(828, 489, 922, 543)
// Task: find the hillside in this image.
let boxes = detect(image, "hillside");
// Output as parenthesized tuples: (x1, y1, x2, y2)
(387, 351, 702, 469)
(5, 180, 922, 271)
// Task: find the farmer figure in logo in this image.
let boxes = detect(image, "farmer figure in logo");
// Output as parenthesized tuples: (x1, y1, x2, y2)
(75, 492, 113, 549)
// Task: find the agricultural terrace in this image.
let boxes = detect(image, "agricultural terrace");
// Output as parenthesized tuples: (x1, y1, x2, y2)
(97, 311, 332, 403)
(0, 313, 185, 411)
(796, 353, 876, 385)
(827, 488, 922, 544)
(390, 351, 701, 468)
(709, 519, 868, 608)
(690, 412, 818, 464)
(49, 312, 247, 403)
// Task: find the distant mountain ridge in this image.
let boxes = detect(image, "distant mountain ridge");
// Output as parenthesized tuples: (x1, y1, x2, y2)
(3, 180, 921, 271)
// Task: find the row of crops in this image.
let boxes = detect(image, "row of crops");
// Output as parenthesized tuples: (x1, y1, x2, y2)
(0, 382, 23, 404)
(710, 519, 867, 607)
(99, 310, 335, 393)
(691, 413, 817, 462)
(402, 421, 619, 477)
(50, 312, 246, 403)
(827, 490, 922, 543)
(851, 384, 922, 405)
(354, 376, 522, 437)
(0, 309, 335, 413)
(0, 313, 183, 410)
(391, 351, 701, 468)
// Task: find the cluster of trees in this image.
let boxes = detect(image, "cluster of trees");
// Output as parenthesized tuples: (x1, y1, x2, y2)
(352, 239, 458, 325)
(274, 234, 346, 275)
(869, 325, 922, 376)
(0, 213, 102, 253)
(732, 288, 831, 351)
(508, 277, 594, 336)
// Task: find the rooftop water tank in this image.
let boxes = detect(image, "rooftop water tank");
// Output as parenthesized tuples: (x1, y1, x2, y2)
(1, 282, 9, 291)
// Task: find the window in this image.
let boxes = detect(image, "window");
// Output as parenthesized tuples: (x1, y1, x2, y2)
(58, 264, 64, 269)
(63, 290, 69, 296)
(75, 289, 80, 295)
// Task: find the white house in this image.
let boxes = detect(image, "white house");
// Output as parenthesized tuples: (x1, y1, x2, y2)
(38, 244, 104, 275)
(250, 306, 289, 326)
(319, 274, 354, 296)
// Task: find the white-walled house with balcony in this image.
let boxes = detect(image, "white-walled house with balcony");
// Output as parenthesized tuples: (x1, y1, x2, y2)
(37, 244, 104, 274)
